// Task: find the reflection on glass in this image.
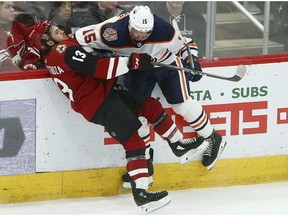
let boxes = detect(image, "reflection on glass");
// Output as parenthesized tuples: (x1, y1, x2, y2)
(1, 1, 287, 73)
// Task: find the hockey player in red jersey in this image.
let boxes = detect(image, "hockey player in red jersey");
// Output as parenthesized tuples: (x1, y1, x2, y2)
(0, 1, 41, 71)
(34, 20, 209, 213)
(75, 5, 227, 188)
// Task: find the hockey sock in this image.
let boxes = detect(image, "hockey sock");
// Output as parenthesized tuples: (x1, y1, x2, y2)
(127, 157, 149, 189)
(138, 98, 183, 142)
(172, 98, 213, 138)
(123, 132, 149, 189)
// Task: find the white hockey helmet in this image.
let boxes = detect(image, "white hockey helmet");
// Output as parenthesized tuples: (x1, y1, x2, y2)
(128, 6, 154, 33)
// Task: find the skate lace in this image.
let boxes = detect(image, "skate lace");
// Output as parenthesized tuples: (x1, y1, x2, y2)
(180, 137, 197, 145)
(203, 138, 214, 157)
(139, 190, 162, 198)
(146, 190, 162, 195)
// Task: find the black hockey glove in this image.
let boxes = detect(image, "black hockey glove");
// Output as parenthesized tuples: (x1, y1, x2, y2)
(185, 55, 203, 82)
(128, 53, 154, 71)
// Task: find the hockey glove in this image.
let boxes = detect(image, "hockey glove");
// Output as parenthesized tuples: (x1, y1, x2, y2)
(185, 55, 203, 82)
(128, 53, 154, 71)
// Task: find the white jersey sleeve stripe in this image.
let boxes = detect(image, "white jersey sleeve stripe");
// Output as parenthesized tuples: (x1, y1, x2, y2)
(107, 58, 115, 79)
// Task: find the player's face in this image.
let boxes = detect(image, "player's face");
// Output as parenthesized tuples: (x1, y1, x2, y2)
(50, 25, 69, 42)
(0, 2, 15, 24)
(130, 28, 151, 42)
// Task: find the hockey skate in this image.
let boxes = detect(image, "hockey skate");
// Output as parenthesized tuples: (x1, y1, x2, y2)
(122, 148, 154, 189)
(202, 130, 227, 171)
(132, 183, 171, 214)
(168, 136, 209, 165)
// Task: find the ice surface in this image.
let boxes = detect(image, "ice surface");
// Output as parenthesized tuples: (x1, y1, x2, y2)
(0, 181, 287, 215)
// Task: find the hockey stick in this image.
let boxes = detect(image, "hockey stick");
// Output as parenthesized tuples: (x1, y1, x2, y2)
(169, 19, 246, 82)
(153, 62, 247, 82)
(172, 19, 195, 70)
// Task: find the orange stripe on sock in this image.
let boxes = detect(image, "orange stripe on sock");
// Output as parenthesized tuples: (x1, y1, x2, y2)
(192, 114, 207, 129)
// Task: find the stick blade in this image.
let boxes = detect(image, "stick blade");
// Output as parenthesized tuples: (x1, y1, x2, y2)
(172, 18, 186, 43)
(235, 65, 247, 79)
(225, 64, 247, 82)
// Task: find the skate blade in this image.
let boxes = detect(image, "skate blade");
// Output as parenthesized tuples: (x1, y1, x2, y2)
(206, 141, 227, 171)
(139, 195, 171, 214)
(123, 176, 153, 189)
(180, 140, 209, 165)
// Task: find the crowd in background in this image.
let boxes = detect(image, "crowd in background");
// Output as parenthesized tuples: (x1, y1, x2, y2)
(0, 1, 287, 72)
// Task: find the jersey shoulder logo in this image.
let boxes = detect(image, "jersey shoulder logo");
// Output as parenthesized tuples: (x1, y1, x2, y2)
(56, 44, 66, 54)
(103, 28, 118, 42)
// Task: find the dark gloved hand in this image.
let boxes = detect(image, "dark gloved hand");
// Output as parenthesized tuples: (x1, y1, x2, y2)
(185, 55, 203, 82)
(128, 53, 154, 71)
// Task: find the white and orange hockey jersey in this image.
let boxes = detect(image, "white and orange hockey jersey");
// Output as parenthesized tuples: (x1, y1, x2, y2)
(75, 13, 199, 66)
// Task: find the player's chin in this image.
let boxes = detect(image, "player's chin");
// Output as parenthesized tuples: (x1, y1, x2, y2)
(134, 39, 144, 43)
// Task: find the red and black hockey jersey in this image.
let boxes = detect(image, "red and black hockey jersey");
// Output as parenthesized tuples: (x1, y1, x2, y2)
(44, 38, 130, 121)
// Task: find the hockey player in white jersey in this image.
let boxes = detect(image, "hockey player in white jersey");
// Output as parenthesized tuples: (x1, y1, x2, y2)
(75, 5, 226, 189)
